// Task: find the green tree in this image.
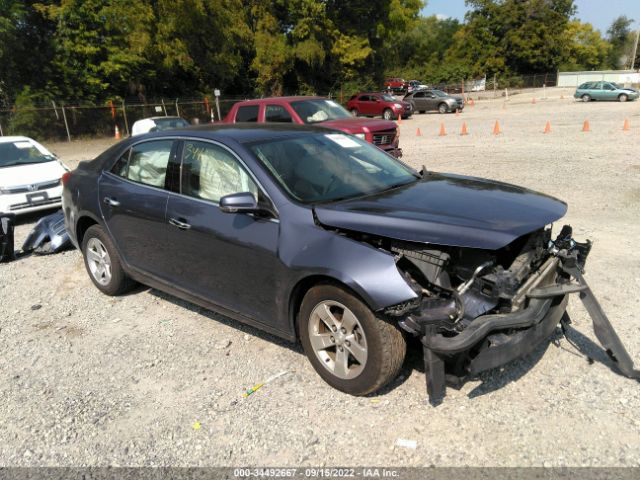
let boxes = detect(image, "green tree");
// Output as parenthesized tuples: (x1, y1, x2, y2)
(37, 0, 155, 102)
(445, 0, 576, 77)
(606, 15, 633, 68)
(560, 21, 611, 71)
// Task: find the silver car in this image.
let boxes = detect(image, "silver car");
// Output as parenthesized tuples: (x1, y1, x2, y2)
(404, 89, 464, 114)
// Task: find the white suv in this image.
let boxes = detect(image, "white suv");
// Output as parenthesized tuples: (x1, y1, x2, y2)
(0, 136, 69, 215)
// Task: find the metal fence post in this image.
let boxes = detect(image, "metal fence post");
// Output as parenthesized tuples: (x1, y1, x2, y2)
(175, 98, 180, 117)
(0, 121, 3, 136)
(61, 104, 71, 142)
(161, 99, 168, 116)
(122, 101, 129, 136)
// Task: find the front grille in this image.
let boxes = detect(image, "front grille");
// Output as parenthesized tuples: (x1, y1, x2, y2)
(372, 129, 397, 146)
(9, 196, 61, 211)
(4, 179, 60, 194)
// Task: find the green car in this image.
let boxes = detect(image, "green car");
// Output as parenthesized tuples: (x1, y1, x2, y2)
(574, 81, 639, 102)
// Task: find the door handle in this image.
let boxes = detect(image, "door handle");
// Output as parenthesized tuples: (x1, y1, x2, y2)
(169, 217, 191, 230)
(103, 197, 120, 207)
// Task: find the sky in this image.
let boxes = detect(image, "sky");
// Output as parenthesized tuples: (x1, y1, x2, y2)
(421, 0, 640, 34)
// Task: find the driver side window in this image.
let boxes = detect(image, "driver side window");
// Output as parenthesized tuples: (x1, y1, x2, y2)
(180, 141, 258, 203)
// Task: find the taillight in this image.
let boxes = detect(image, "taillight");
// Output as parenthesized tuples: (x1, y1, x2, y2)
(61, 171, 72, 186)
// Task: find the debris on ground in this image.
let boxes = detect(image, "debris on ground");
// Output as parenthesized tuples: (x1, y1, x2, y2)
(22, 210, 72, 255)
(243, 371, 289, 398)
(395, 438, 418, 450)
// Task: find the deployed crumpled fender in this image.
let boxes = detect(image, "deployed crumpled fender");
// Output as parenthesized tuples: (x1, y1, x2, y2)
(22, 210, 73, 254)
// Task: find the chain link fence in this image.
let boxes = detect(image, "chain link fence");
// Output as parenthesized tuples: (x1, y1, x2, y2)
(0, 73, 561, 141)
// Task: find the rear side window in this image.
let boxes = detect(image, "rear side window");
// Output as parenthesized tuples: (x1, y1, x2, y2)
(235, 105, 259, 122)
(112, 140, 173, 188)
(265, 104, 292, 123)
(181, 140, 258, 203)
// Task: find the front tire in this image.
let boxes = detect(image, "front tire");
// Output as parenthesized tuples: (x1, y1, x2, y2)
(383, 108, 394, 120)
(299, 285, 406, 395)
(438, 103, 448, 114)
(619, 94, 628, 102)
(82, 224, 135, 296)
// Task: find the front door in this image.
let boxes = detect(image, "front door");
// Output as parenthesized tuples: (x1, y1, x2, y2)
(99, 139, 176, 278)
(164, 139, 282, 328)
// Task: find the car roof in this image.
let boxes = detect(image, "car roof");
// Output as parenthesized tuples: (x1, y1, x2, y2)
(137, 122, 333, 144)
(0, 135, 35, 144)
(233, 96, 325, 106)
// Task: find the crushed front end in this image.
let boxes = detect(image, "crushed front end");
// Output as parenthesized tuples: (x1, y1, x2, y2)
(378, 225, 639, 404)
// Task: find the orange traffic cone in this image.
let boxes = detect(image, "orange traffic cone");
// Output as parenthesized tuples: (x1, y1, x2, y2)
(114, 125, 121, 140)
(623, 118, 630, 131)
(397, 115, 402, 125)
(439, 122, 447, 136)
(493, 120, 501, 135)
(543, 121, 551, 134)
(455, 109, 460, 117)
(582, 119, 590, 132)
(416, 127, 422, 137)
(560, 94, 565, 100)
(469, 98, 475, 107)
(460, 122, 468, 136)
(531, 98, 537, 104)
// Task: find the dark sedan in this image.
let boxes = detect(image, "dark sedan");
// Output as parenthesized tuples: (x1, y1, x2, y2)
(62, 124, 639, 402)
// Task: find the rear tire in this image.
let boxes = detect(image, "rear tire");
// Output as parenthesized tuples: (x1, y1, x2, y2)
(438, 103, 448, 114)
(383, 108, 394, 120)
(82, 224, 136, 296)
(619, 94, 628, 102)
(582, 94, 591, 102)
(298, 284, 406, 396)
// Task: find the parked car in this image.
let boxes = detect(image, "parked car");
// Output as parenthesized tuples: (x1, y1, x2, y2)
(574, 81, 639, 102)
(404, 89, 464, 114)
(131, 116, 190, 136)
(406, 80, 429, 93)
(384, 77, 408, 93)
(346, 92, 412, 120)
(62, 124, 639, 402)
(223, 96, 401, 157)
(0, 136, 69, 215)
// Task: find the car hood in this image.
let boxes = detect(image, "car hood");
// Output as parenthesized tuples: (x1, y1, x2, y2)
(321, 117, 398, 133)
(0, 160, 66, 189)
(313, 172, 567, 250)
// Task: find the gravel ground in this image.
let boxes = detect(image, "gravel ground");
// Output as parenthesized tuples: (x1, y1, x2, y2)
(1, 88, 639, 467)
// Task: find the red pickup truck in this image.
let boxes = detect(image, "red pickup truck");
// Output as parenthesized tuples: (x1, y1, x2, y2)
(223, 96, 402, 157)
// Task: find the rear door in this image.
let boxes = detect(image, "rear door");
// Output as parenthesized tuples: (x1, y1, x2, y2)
(592, 82, 606, 100)
(99, 139, 177, 278)
(412, 91, 426, 110)
(163, 139, 282, 326)
(357, 95, 374, 115)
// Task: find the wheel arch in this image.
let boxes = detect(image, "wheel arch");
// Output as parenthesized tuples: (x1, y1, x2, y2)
(75, 214, 101, 246)
(288, 275, 372, 342)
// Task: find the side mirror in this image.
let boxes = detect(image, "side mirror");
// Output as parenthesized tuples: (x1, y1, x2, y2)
(219, 192, 258, 214)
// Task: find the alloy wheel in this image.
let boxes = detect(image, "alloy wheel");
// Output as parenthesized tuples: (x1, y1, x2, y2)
(308, 300, 368, 380)
(86, 237, 112, 286)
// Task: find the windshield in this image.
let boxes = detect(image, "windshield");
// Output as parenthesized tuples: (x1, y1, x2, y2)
(250, 133, 418, 204)
(381, 94, 397, 102)
(433, 90, 448, 97)
(290, 99, 352, 124)
(610, 82, 622, 89)
(0, 140, 56, 168)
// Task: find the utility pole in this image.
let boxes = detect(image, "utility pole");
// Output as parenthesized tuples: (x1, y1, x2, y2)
(631, 27, 640, 70)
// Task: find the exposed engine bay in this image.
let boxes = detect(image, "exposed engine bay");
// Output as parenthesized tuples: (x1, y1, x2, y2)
(333, 224, 639, 404)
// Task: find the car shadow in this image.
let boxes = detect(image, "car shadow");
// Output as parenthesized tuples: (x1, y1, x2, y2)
(137, 292, 620, 399)
(146, 287, 302, 354)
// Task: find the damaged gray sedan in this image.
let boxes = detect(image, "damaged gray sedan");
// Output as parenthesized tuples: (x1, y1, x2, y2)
(62, 124, 639, 403)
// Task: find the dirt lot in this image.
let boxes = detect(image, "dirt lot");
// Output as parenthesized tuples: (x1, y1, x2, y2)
(1, 88, 640, 466)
